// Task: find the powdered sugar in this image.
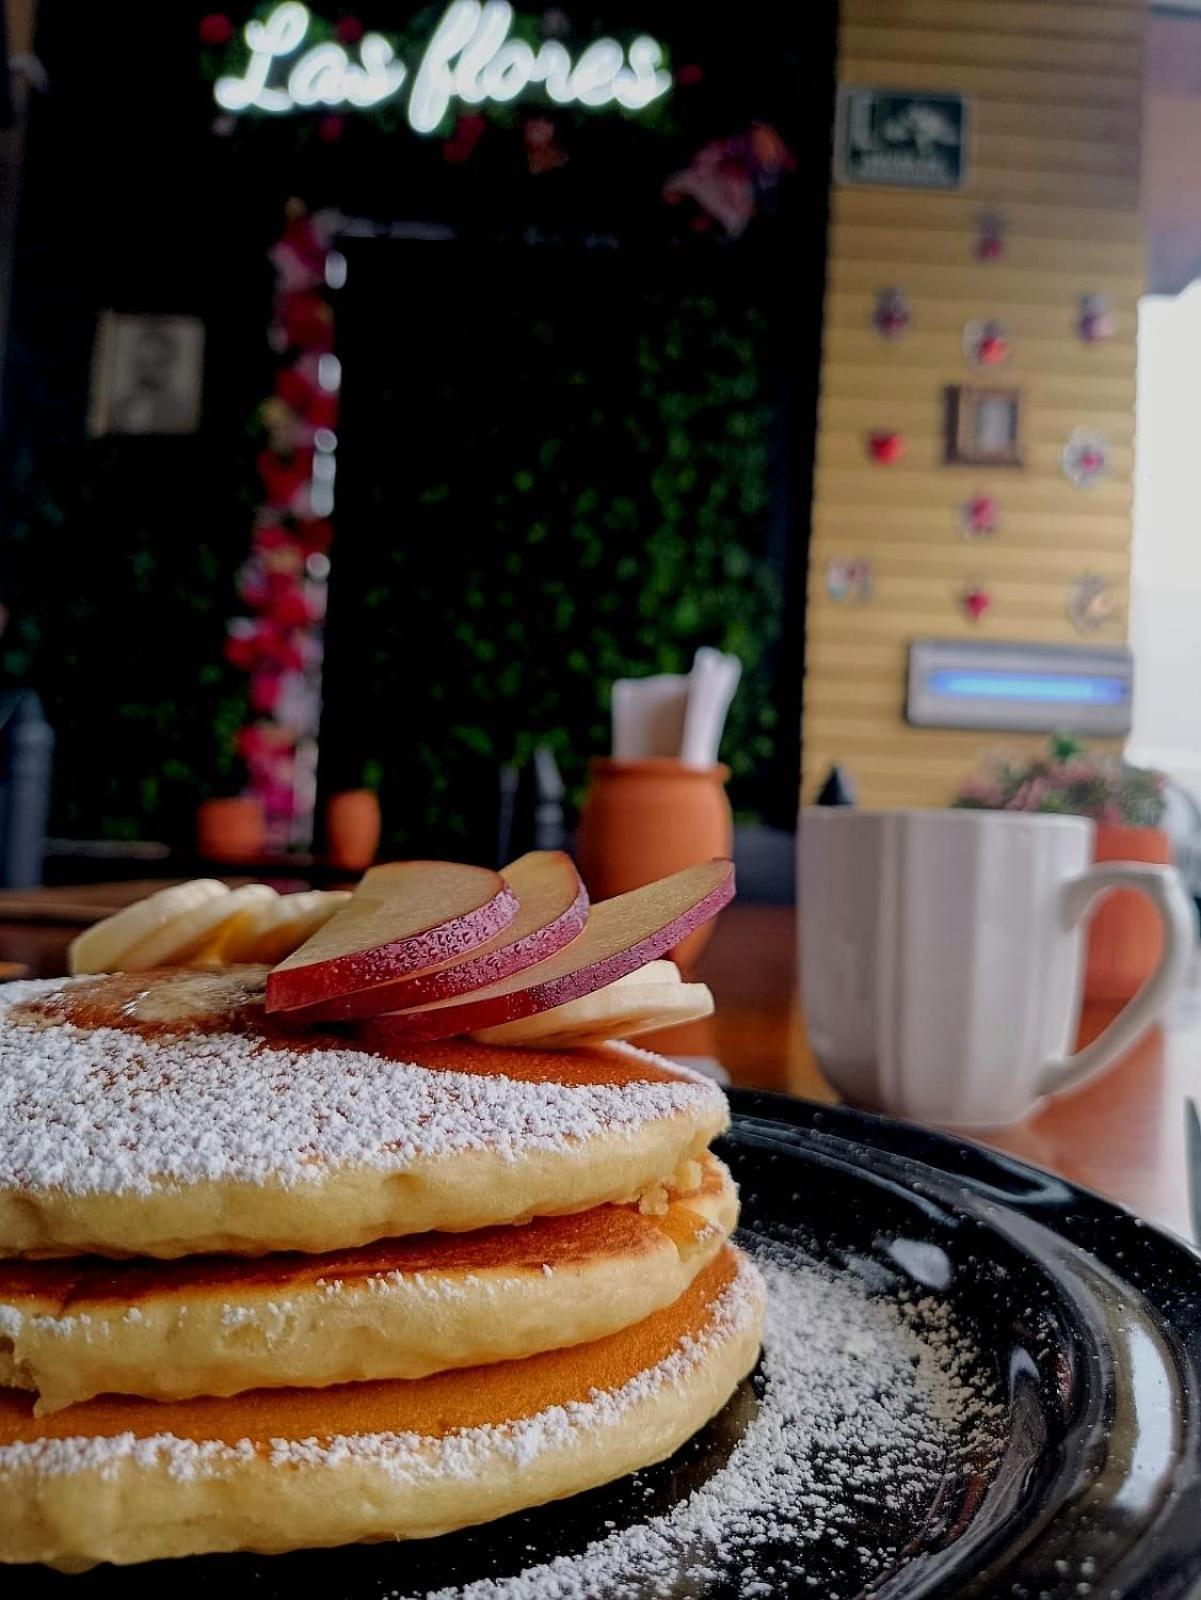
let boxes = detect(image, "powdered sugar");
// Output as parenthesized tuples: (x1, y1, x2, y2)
(403, 1237, 1003, 1599)
(0, 981, 724, 1199)
(0, 1251, 763, 1486)
(0, 1238, 1003, 1592)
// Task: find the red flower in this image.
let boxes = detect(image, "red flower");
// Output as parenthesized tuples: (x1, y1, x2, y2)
(250, 673, 283, 715)
(977, 334, 1008, 365)
(963, 494, 999, 535)
(257, 448, 313, 509)
(257, 626, 305, 673)
(275, 367, 314, 413)
(281, 292, 334, 351)
(296, 518, 334, 554)
(868, 430, 906, 465)
(334, 16, 364, 43)
(443, 113, 487, 164)
(309, 391, 339, 429)
(199, 13, 234, 46)
(319, 114, 345, 145)
(224, 633, 257, 671)
(255, 523, 295, 552)
(267, 583, 315, 630)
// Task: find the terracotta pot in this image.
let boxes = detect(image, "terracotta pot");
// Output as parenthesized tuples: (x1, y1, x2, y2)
(196, 797, 264, 863)
(576, 758, 733, 970)
(326, 788, 381, 873)
(1083, 823, 1173, 1003)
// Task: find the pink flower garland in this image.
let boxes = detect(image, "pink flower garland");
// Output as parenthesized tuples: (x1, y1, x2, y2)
(224, 202, 340, 849)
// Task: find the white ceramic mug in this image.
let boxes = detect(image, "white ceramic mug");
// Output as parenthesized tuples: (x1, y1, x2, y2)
(798, 808, 1197, 1127)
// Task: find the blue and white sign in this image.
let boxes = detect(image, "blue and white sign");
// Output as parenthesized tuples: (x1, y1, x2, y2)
(837, 86, 968, 191)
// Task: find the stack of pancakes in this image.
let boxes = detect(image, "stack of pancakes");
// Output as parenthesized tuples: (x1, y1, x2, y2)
(0, 968, 764, 1571)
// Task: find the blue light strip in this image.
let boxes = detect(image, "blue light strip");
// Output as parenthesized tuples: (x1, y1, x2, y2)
(926, 670, 1128, 706)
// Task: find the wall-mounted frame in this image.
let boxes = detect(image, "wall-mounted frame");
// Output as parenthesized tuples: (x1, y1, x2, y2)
(836, 87, 969, 190)
(944, 385, 1024, 467)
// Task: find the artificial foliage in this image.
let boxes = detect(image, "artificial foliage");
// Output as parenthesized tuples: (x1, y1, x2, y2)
(954, 734, 1167, 829)
(322, 280, 784, 858)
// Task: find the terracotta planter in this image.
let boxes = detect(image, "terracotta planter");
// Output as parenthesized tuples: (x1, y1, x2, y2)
(576, 758, 733, 970)
(1083, 823, 1173, 1003)
(196, 797, 264, 864)
(326, 789, 381, 873)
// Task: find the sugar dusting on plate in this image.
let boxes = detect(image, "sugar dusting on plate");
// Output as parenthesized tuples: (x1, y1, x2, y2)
(408, 1235, 1004, 1600)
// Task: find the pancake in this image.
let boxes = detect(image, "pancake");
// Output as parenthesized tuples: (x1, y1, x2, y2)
(0, 1244, 764, 1571)
(0, 1155, 738, 1412)
(0, 971, 728, 1259)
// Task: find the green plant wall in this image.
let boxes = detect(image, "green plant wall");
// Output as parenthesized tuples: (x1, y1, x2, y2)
(324, 267, 787, 859)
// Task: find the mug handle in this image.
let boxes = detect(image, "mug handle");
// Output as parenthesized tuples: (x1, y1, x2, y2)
(1038, 862, 1197, 1099)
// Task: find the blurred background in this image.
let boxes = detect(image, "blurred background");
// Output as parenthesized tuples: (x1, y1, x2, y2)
(0, 0, 1196, 903)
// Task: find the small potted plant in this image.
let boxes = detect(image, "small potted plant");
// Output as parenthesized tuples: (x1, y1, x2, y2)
(955, 734, 1171, 1002)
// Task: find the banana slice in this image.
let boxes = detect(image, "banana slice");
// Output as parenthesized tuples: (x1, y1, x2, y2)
(68, 881, 230, 976)
(606, 961, 683, 988)
(470, 973, 713, 1049)
(216, 889, 352, 966)
(118, 884, 279, 972)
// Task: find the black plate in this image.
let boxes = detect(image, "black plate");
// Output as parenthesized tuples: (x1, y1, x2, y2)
(12, 1090, 1201, 1598)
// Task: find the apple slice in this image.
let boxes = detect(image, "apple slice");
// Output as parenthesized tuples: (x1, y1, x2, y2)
(282, 852, 588, 1023)
(265, 861, 518, 1014)
(471, 968, 714, 1049)
(361, 859, 733, 1046)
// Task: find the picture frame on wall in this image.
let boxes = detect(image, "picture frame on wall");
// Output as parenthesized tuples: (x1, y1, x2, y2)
(836, 87, 969, 191)
(88, 312, 205, 437)
(944, 385, 1024, 467)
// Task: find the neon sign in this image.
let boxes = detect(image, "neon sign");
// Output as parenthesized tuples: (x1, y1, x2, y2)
(214, 2, 673, 133)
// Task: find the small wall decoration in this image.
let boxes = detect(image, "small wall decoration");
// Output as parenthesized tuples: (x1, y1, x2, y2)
(867, 429, 907, 465)
(88, 313, 205, 437)
(1068, 573, 1118, 633)
(1061, 429, 1110, 489)
(944, 386, 1024, 468)
(957, 493, 999, 539)
(826, 557, 874, 604)
(837, 87, 968, 191)
(663, 122, 797, 238)
(871, 286, 910, 340)
(974, 212, 1006, 262)
(963, 319, 1009, 367)
(1077, 294, 1115, 344)
(959, 580, 992, 623)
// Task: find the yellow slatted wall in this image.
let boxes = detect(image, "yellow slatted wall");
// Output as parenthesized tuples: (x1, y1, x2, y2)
(803, 0, 1146, 808)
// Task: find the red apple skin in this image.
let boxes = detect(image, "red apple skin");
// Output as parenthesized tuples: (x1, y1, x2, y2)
(282, 858, 589, 1023)
(266, 866, 519, 1013)
(360, 863, 734, 1046)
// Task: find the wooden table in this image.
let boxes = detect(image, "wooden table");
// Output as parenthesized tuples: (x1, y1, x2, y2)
(0, 889, 1196, 1240)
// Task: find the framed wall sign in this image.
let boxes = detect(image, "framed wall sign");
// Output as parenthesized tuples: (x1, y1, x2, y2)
(836, 87, 968, 191)
(88, 312, 205, 437)
(944, 385, 1024, 468)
